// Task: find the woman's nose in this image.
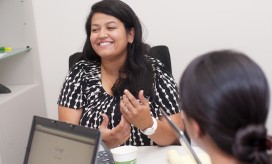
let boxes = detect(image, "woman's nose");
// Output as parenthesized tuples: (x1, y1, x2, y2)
(98, 29, 108, 38)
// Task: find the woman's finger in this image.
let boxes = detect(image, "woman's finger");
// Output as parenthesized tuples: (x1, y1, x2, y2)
(138, 90, 149, 106)
(123, 89, 141, 109)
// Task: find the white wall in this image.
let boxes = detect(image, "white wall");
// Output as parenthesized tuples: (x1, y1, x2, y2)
(32, 0, 272, 134)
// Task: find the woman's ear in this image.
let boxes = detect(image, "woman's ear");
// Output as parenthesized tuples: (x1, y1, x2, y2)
(190, 119, 204, 140)
(128, 28, 135, 44)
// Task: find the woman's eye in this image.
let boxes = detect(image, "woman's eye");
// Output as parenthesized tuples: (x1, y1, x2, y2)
(91, 28, 99, 33)
(108, 27, 116, 30)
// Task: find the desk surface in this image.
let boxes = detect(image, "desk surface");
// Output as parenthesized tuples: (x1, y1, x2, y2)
(137, 146, 208, 164)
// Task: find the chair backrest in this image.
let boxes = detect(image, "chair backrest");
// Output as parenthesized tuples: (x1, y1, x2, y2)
(148, 45, 172, 74)
(69, 52, 82, 69)
(69, 45, 172, 73)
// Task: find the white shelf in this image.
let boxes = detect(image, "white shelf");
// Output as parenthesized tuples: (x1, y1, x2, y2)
(0, 0, 46, 163)
(0, 84, 38, 105)
(0, 84, 46, 164)
(0, 47, 31, 61)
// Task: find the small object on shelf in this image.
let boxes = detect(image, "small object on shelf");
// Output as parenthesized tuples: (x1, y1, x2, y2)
(0, 47, 31, 60)
(0, 83, 11, 94)
(0, 47, 12, 53)
(4, 47, 12, 52)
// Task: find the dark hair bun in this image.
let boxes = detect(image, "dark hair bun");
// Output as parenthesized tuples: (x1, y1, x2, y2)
(232, 125, 270, 164)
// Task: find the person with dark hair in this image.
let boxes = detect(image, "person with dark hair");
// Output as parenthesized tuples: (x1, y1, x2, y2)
(57, 0, 184, 149)
(179, 50, 272, 164)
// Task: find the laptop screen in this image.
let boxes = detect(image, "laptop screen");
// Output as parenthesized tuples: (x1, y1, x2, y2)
(24, 116, 100, 164)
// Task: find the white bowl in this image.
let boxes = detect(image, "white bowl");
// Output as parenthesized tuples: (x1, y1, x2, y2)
(110, 146, 137, 163)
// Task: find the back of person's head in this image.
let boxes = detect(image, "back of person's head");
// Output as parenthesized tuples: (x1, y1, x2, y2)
(179, 50, 271, 164)
(83, 0, 144, 61)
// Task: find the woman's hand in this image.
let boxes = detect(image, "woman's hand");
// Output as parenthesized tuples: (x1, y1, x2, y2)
(120, 89, 153, 130)
(99, 114, 131, 148)
(120, 89, 184, 146)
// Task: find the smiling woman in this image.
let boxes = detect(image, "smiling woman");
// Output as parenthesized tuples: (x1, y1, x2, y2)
(90, 13, 134, 61)
(57, 0, 184, 149)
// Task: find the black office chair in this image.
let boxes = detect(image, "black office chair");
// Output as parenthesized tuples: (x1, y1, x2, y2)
(69, 52, 83, 70)
(148, 45, 172, 74)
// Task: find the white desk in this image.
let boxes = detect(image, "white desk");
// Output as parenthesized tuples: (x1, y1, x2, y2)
(137, 146, 208, 164)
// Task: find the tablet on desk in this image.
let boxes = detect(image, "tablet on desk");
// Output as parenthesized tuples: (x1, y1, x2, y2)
(159, 108, 202, 164)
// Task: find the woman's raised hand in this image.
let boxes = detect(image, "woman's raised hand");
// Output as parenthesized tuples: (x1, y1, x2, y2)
(99, 114, 131, 148)
(120, 89, 153, 131)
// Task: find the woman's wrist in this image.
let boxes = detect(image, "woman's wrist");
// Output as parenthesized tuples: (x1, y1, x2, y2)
(140, 117, 158, 135)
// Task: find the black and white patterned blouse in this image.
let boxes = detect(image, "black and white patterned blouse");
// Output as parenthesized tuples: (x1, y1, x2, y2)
(58, 56, 180, 146)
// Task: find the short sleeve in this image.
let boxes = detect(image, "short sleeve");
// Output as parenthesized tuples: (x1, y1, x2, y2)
(57, 61, 87, 109)
(151, 57, 180, 116)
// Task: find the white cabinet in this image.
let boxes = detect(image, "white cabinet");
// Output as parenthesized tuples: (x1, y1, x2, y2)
(0, 0, 46, 163)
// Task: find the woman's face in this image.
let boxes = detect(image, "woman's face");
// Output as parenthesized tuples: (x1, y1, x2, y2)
(90, 13, 134, 60)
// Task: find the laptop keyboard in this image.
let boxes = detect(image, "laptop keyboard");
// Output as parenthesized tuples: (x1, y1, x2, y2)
(96, 150, 115, 164)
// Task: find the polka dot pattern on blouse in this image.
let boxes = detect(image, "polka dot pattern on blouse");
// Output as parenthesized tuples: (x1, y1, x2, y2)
(58, 56, 180, 146)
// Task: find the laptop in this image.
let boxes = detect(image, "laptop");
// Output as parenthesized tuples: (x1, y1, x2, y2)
(23, 116, 113, 164)
(159, 108, 202, 164)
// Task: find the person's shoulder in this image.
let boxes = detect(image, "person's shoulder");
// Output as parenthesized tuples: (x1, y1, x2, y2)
(146, 55, 164, 68)
(72, 60, 99, 70)
(146, 55, 169, 74)
(68, 60, 100, 77)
